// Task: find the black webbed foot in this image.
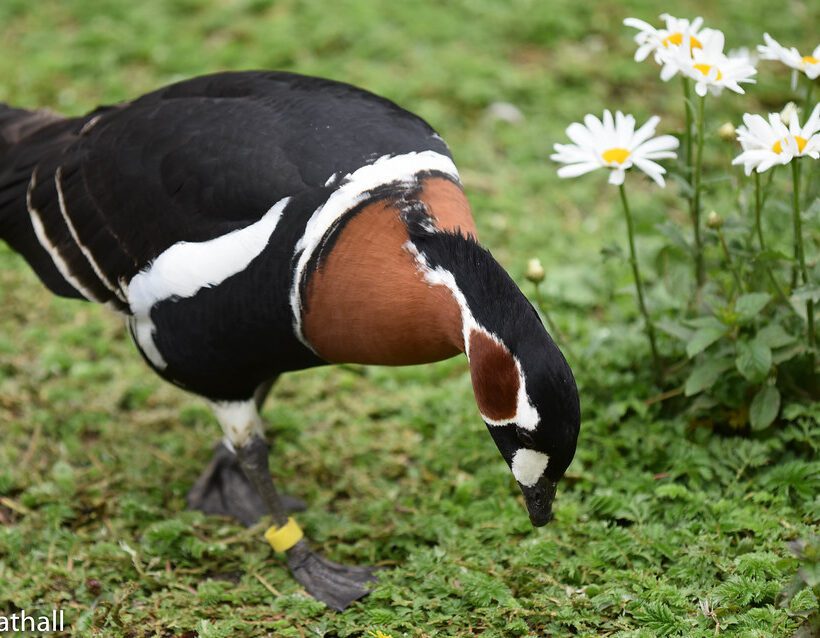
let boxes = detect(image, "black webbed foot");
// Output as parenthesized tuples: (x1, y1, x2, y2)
(187, 441, 306, 526)
(286, 539, 378, 611)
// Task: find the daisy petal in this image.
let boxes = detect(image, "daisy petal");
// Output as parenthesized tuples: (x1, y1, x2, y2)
(557, 162, 601, 178)
(608, 168, 626, 185)
(635, 43, 655, 62)
(566, 122, 595, 147)
(633, 157, 667, 187)
(634, 134, 679, 155)
(623, 17, 655, 31)
(631, 115, 661, 148)
(583, 113, 605, 138)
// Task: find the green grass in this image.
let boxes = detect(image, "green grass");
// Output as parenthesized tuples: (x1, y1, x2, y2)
(0, 1, 818, 636)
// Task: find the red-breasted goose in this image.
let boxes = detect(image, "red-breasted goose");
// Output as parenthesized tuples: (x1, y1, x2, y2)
(0, 71, 580, 610)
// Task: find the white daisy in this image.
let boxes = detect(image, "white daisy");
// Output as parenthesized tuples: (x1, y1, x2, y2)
(623, 13, 709, 66)
(550, 110, 679, 187)
(780, 102, 799, 126)
(732, 103, 820, 175)
(758, 33, 820, 80)
(659, 30, 757, 96)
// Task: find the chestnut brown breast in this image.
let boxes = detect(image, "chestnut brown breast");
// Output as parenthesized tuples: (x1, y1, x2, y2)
(302, 177, 477, 365)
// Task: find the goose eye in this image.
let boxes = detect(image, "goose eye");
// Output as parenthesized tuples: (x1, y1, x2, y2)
(517, 429, 536, 448)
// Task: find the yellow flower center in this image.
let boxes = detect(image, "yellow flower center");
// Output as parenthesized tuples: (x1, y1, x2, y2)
(602, 147, 630, 164)
(694, 63, 723, 80)
(772, 136, 808, 154)
(662, 32, 703, 51)
(802, 55, 819, 65)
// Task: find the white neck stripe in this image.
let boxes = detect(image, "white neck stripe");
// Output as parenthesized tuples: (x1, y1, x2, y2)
(405, 241, 540, 431)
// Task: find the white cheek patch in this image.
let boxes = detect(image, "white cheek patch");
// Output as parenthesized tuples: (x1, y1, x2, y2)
(511, 449, 550, 487)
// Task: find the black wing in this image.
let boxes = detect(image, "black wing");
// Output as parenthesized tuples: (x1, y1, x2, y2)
(0, 71, 450, 309)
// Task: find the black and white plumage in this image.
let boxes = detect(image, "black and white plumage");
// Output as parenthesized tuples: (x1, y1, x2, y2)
(3, 73, 450, 395)
(0, 71, 580, 610)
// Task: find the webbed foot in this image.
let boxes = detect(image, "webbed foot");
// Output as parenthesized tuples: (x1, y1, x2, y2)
(187, 441, 306, 526)
(286, 539, 378, 611)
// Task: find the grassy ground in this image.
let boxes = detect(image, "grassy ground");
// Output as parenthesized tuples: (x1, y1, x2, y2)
(0, 1, 818, 636)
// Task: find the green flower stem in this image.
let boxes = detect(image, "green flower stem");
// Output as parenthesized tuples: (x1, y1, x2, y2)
(691, 93, 706, 289)
(759, 165, 776, 211)
(618, 183, 662, 383)
(716, 227, 743, 293)
(802, 79, 817, 232)
(791, 159, 815, 352)
(753, 172, 790, 307)
(681, 76, 693, 168)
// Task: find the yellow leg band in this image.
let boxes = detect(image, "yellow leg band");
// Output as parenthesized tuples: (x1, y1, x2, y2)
(264, 517, 304, 553)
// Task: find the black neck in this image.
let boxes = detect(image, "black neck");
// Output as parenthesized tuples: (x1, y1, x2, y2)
(407, 225, 580, 456)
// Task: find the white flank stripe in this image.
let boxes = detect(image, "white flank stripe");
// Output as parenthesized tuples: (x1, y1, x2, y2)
(290, 151, 460, 347)
(26, 169, 99, 302)
(127, 196, 291, 316)
(128, 315, 167, 369)
(124, 196, 291, 371)
(55, 167, 128, 304)
(405, 240, 540, 431)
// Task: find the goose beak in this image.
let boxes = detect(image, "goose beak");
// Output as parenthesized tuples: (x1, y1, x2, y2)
(519, 476, 557, 527)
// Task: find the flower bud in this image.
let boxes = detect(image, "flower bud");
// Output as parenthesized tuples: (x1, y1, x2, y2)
(717, 121, 736, 142)
(706, 210, 723, 229)
(526, 258, 545, 284)
(780, 102, 799, 126)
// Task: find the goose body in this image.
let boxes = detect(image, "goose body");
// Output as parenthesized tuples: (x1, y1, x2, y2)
(0, 71, 580, 610)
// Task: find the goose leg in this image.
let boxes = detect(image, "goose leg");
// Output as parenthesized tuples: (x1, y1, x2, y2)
(236, 435, 377, 611)
(188, 379, 304, 525)
(212, 399, 377, 610)
(186, 440, 305, 526)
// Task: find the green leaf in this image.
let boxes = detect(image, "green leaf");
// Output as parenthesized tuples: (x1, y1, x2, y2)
(734, 293, 771, 322)
(687, 316, 725, 328)
(772, 342, 806, 364)
(756, 323, 796, 349)
(754, 248, 791, 265)
(656, 319, 693, 342)
(654, 221, 692, 255)
(686, 318, 728, 358)
(749, 385, 781, 430)
(685, 357, 733, 396)
(790, 284, 820, 321)
(735, 338, 772, 383)
(668, 172, 694, 199)
(793, 284, 820, 302)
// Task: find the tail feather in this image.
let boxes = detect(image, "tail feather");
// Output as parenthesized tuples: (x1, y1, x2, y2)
(0, 104, 63, 156)
(0, 103, 87, 300)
